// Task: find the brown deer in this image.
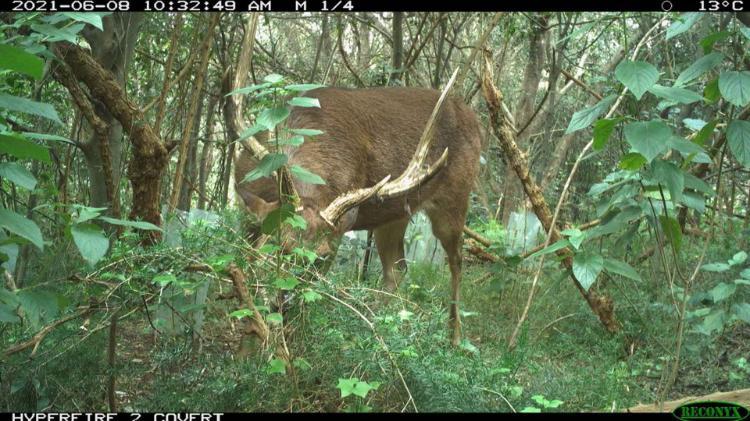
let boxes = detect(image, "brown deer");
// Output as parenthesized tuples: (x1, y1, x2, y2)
(227, 70, 481, 345)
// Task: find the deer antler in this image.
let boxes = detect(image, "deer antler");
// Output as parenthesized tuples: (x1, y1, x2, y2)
(319, 68, 459, 227)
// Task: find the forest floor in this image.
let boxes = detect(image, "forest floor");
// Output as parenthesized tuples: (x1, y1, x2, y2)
(4, 225, 749, 412)
(102, 259, 750, 412)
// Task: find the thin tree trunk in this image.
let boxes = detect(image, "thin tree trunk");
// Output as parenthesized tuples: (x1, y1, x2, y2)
(389, 12, 404, 84)
(169, 15, 220, 212)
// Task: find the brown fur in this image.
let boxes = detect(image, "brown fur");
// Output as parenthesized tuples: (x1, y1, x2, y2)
(234, 87, 482, 345)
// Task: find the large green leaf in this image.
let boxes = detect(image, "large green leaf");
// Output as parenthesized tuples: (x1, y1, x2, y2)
(0, 93, 62, 125)
(615, 60, 659, 100)
(572, 251, 604, 291)
(288, 97, 320, 108)
(70, 223, 109, 266)
(564, 95, 615, 134)
(623, 120, 671, 163)
(0, 162, 37, 190)
(592, 118, 621, 150)
(674, 52, 724, 87)
(648, 85, 703, 104)
(659, 215, 682, 252)
(0, 134, 51, 162)
(666, 136, 711, 164)
(732, 303, 750, 324)
(718, 71, 750, 107)
(98, 216, 163, 231)
(261, 203, 296, 235)
(603, 258, 641, 282)
(30, 23, 85, 44)
(727, 120, 750, 168)
(0, 208, 43, 250)
(256, 107, 290, 130)
(666, 13, 702, 40)
(710, 282, 736, 302)
(651, 159, 684, 203)
(700, 31, 731, 54)
(693, 119, 718, 146)
(0, 44, 44, 80)
(289, 165, 326, 185)
(241, 153, 288, 183)
(61, 12, 107, 31)
(285, 83, 325, 92)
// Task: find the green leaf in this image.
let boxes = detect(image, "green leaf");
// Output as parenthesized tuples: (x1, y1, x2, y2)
(288, 97, 320, 108)
(651, 159, 684, 203)
(273, 277, 300, 290)
(293, 357, 313, 371)
(0, 208, 43, 250)
(729, 251, 747, 266)
(572, 251, 604, 291)
(741, 268, 750, 280)
(289, 128, 324, 136)
(704, 77, 721, 103)
(0, 44, 44, 79)
(648, 85, 703, 104)
(241, 153, 288, 183)
(285, 83, 325, 92)
(684, 173, 715, 196)
(0, 162, 36, 190)
(256, 107, 290, 131)
(0, 134, 51, 162)
(561, 228, 585, 250)
(261, 203, 295, 235)
(701, 262, 730, 272)
(674, 52, 724, 87)
(61, 12, 106, 30)
(718, 71, 750, 107)
(564, 95, 615, 134)
(741, 27, 750, 41)
(520, 407, 542, 413)
(727, 120, 750, 168)
(337, 378, 358, 398)
(693, 119, 718, 147)
(70, 223, 108, 266)
(21, 132, 76, 146)
(697, 309, 725, 335)
(352, 381, 380, 398)
(30, 23, 85, 44)
(290, 165, 326, 185)
(525, 238, 570, 259)
(603, 258, 642, 282)
(263, 73, 284, 84)
(659, 216, 682, 252)
(623, 120, 671, 163)
(666, 13, 702, 40)
(292, 247, 317, 263)
(619, 153, 647, 171)
(592, 118, 621, 150)
(732, 303, 750, 324)
(710, 282, 737, 302)
(0, 94, 62, 125)
(276, 135, 305, 147)
(666, 136, 711, 164)
(98, 216, 163, 231)
(153, 273, 177, 286)
(266, 358, 287, 374)
(229, 308, 252, 319)
(267, 312, 283, 324)
(681, 191, 706, 213)
(302, 290, 322, 303)
(615, 60, 659, 100)
(700, 31, 731, 54)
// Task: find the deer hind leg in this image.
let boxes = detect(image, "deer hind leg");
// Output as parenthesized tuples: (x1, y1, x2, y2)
(426, 204, 467, 346)
(373, 217, 410, 293)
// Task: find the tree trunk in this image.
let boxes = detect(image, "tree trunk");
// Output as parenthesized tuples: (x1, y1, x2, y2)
(77, 13, 144, 214)
(55, 41, 169, 239)
(197, 95, 218, 210)
(501, 16, 549, 224)
(389, 12, 404, 84)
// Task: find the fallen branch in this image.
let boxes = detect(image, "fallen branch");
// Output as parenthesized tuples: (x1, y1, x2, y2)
(227, 263, 269, 347)
(3, 307, 92, 358)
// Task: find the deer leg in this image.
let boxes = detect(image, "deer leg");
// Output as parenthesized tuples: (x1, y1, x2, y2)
(373, 217, 410, 292)
(427, 206, 466, 346)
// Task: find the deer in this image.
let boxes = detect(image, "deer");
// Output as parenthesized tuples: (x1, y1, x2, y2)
(226, 65, 482, 345)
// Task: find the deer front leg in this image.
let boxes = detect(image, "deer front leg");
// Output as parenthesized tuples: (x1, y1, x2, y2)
(374, 217, 410, 292)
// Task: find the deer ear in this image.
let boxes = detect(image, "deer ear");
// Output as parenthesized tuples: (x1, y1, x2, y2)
(237, 189, 279, 220)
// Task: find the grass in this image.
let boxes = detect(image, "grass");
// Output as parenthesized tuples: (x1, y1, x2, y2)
(1, 216, 749, 412)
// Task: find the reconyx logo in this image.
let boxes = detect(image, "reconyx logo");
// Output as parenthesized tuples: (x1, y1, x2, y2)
(673, 401, 749, 421)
